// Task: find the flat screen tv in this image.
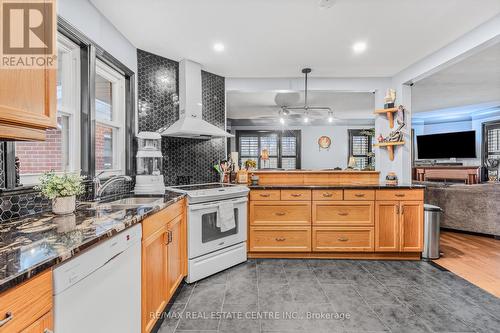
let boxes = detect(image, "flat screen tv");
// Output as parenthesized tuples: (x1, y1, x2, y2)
(416, 131, 476, 159)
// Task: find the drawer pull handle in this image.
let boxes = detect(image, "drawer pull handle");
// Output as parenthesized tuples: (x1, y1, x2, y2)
(338, 237, 349, 242)
(395, 194, 405, 197)
(0, 312, 13, 327)
(275, 237, 286, 241)
(275, 212, 286, 216)
(260, 194, 271, 197)
(323, 193, 333, 197)
(291, 193, 302, 197)
(338, 212, 349, 216)
(355, 193, 365, 197)
(44, 330, 54, 333)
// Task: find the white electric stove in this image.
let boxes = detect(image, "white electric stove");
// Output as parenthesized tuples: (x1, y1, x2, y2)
(166, 183, 249, 283)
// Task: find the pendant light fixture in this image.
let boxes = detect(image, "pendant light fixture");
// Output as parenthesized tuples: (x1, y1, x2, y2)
(280, 68, 332, 123)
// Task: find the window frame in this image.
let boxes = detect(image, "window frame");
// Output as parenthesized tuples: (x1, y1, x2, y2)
(482, 120, 500, 164)
(94, 59, 126, 177)
(348, 129, 373, 170)
(236, 130, 301, 169)
(15, 34, 82, 186)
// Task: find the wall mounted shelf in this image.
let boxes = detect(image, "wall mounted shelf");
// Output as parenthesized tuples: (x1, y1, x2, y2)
(373, 141, 405, 161)
(374, 108, 398, 128)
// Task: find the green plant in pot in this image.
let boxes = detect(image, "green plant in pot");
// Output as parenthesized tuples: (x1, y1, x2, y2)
(35, 172, 85, 215)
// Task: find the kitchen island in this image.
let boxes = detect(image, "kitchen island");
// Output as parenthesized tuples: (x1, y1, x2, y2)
(247, 170, 425, 260)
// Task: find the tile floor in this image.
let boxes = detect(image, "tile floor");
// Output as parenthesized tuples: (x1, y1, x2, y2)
(158, 259, 500, 333)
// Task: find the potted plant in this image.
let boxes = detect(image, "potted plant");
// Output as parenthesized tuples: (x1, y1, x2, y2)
(244, 159, 257, 171)
(36, 172, 85, 215)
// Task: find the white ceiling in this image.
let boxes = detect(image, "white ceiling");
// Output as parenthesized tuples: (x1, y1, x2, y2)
(227, 90, 374, 123)
(412, 42, 500, 113)
(90, 0, 500, 78)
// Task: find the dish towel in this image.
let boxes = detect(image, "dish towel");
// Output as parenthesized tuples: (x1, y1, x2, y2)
(218, 202, 235, 232)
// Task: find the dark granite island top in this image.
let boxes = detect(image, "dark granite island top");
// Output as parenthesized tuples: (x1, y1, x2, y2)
(248, 183, 425, 190)
(0, 191, 185, 294)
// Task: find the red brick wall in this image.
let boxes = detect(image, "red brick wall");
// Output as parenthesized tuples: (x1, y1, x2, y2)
(95, 122, 112, 171)
(16, 126, 63, 174)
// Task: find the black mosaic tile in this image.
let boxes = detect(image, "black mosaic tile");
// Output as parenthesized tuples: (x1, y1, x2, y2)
(137, 50, 226, 185)
(0, 142, 5, 189)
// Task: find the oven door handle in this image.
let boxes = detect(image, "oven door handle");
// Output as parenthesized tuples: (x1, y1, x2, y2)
(189, 197, 248, 211)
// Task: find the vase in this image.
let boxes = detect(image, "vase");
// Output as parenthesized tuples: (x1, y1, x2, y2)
(52, 195, 76, 215)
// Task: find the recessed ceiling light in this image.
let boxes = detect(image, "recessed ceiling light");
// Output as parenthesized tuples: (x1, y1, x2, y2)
(352, 41, 367, 54)
(213, 42, 225, 52)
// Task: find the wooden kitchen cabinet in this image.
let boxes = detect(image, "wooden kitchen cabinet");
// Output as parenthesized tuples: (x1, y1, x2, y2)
(0, 270, 53, 333)
(249, 201, 311, 226)
(375, 200, 423, 252)
(249, 226, 311, 252)
(142, 227, 168, 333)
(167, 214, 186, 299)
(141, 199, 187, 333)
(312, 227, 374, 252)
(20, 311, 53, 333)
(375, 201, 400, 252)
(313, 201, 374, 226)
(400, 201, 424, 252)
(0, 67, 57, 141)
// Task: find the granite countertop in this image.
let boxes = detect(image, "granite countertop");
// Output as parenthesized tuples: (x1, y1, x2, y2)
(248, 183, 426, 190)
(0, 191, 185, 294)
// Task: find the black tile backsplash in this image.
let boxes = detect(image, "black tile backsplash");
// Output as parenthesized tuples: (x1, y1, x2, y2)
(137, 49, 226, 185)
(0, 142, 5, 189)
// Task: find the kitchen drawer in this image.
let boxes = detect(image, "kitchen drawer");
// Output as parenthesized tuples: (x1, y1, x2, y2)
(344, 189, 375, 201)
(281, 189, 311, 201)
(313, 201, 374, 226)
(376, 189, 423, 201)
(249, 226, 311, 252)
(250, 190, 281, 201)
(250, 201, 311, 226)
(312, 227, 374, 252)
(312, 189, 343, 201)
(143, 199, 185, 239)
(0, 270, 52, 333)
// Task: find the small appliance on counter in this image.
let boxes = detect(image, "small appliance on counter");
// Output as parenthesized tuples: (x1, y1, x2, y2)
(134, 132, 165, 194)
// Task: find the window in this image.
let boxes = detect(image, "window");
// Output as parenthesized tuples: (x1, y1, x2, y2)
(348, 129, 373, 170)
(15, 35, 81, 185)
(237, 131, 301, 169)
(95, 60, 126, 176)
(483, 121, 500, 176)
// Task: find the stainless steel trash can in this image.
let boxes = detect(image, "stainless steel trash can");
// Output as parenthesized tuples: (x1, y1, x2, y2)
(423, 204, 442, 260)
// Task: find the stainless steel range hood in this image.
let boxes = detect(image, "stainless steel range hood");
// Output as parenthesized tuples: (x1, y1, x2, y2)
(159, 59, 233, 139)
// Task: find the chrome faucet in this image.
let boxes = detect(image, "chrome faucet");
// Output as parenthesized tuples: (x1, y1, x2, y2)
(93, 174, 132, 201)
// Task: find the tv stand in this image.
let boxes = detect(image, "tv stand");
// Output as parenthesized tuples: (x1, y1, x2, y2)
(414, 166, 480, 184)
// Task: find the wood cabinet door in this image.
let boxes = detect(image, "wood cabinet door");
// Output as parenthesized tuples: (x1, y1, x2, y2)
(167, 214, 185, 300)
(249, 226, 311, 252)
(249, 201, 311, 226)
(142, 227, 168, 333)
(0, 67, 56, 140)
(375, 201, 400, 252)
(400, 201, 424, 252)
(20, 311, 53, 333)
(313, 201, 374, 226)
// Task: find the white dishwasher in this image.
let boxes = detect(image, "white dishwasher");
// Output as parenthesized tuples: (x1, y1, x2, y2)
(53, 224, 142, 333)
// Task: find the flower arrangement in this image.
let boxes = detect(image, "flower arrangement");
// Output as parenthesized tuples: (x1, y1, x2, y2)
(244, 159, 257, 170)
(35, 172, 85, 199)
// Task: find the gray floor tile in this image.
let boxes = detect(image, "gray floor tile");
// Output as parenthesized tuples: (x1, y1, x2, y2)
(219, 303, 260, 333)
(258, 283, 294, 307)
(289, 281, 329, 303)
(259, 302, 305, 331)
(224, 280, 259, 305)
(188, 283, 226, 307)
(283, 268, 317, 282)
(163, 259, 499, 333)
(175, 303, 221, 331)
(371, 304, 432, 333)
(341, 302, 389, 332)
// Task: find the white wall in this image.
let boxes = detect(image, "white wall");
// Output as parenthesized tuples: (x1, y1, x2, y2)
(229, 124, 373, 170)
(58, 0, 137, 72)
